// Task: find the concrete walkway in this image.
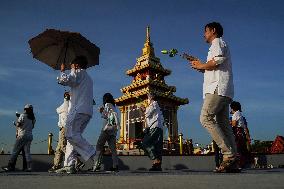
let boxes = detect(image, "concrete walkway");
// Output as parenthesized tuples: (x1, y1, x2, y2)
(1, 169, 284, 189)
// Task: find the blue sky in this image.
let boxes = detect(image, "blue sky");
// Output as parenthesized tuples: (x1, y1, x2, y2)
(0, 0, 283, 153)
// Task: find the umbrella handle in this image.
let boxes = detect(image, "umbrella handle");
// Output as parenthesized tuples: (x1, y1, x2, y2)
(61, 40, 69, 70)
(60, 63, 66, 72)
(63, 41, 69, 63)
(61, 41, 69, 72)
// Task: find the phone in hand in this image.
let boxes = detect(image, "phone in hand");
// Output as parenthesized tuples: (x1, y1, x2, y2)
(15, 112, 20, 117)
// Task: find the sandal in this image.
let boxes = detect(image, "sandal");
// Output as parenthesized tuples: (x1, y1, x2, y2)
(214, 158, 240, 173)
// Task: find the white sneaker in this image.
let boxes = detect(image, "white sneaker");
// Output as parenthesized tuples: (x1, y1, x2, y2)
(55, 166, 76, 174)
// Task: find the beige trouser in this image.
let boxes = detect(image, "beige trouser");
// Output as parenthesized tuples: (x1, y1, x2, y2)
(200, 92, 237, 159)
(53, 128, 67, 168)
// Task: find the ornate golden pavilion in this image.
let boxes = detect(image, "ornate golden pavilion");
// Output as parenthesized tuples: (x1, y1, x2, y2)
(115, 26, 189, 150)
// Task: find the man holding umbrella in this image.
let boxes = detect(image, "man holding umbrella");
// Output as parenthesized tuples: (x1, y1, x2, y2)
(55, 56, 96, 174)
(28, 29, 100, 173)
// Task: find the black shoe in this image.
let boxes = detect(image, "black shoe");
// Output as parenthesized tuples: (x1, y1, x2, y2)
(226, 168, 242, 173)
(149, 163, 162, 171)
(133, 141, 143, 149)
(149, 167, 162, 171)
(108, 166, 119, 172)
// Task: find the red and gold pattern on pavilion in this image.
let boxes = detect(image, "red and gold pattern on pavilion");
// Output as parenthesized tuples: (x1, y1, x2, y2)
(115, 26, 189, 151)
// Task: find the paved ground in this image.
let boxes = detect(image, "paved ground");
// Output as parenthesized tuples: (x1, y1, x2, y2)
(1, 169, 284, 189)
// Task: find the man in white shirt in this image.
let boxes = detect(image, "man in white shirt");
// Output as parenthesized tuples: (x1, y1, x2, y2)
(189, 22, 238, 173)
(56, 56, 96, 174)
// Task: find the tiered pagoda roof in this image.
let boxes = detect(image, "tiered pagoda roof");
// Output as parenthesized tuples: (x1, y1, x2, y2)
(115, 26, 189, 106)
(126, 57, 171, 76)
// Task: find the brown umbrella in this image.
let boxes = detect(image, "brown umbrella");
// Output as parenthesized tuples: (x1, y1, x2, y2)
(28, 29, 100, 70)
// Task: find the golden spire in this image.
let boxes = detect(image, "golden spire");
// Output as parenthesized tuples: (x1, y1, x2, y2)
(142, 26, 155, 56)
(146, 26, 150, 43)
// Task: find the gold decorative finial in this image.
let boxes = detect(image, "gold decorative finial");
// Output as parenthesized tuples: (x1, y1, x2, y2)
(142, 26, 155, 56)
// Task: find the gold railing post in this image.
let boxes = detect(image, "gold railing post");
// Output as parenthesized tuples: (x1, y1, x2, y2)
(48, 133, 53, 155)
(179, 133, 183, 155)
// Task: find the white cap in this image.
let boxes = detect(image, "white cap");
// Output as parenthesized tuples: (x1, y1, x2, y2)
(24, 104, 33, 109)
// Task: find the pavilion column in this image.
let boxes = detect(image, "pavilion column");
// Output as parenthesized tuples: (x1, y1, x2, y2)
(172, 106, 179, 142)
(168, 108, 173, 142)
(126, 106, 130, 150)
(119, 106, 126, 143)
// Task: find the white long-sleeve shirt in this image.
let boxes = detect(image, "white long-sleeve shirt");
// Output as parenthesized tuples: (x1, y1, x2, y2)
(57, 68, 93, 116)
(16, 113, 35, 138)
(56, 99, 70, 128)
(203, 37, 234, 99)
(145, 101, 164, 129)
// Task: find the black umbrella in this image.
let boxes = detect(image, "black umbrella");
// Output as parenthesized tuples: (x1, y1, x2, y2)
(28, 29, 100, 70)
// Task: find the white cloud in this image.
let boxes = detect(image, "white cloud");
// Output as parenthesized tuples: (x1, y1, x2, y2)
(0, 64, 57, 82)
(0, 109, 15, 117)
(0, 70, 10, 80)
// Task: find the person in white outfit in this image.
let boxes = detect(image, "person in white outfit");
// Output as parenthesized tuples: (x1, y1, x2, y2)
(140, 93, 164, 171)
(2, 104, 36, 172)
(48, 92, 70, 172)
(56, 56, 96, 174)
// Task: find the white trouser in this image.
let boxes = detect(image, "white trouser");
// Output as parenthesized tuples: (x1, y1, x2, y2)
(64, 112, 96, 167)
